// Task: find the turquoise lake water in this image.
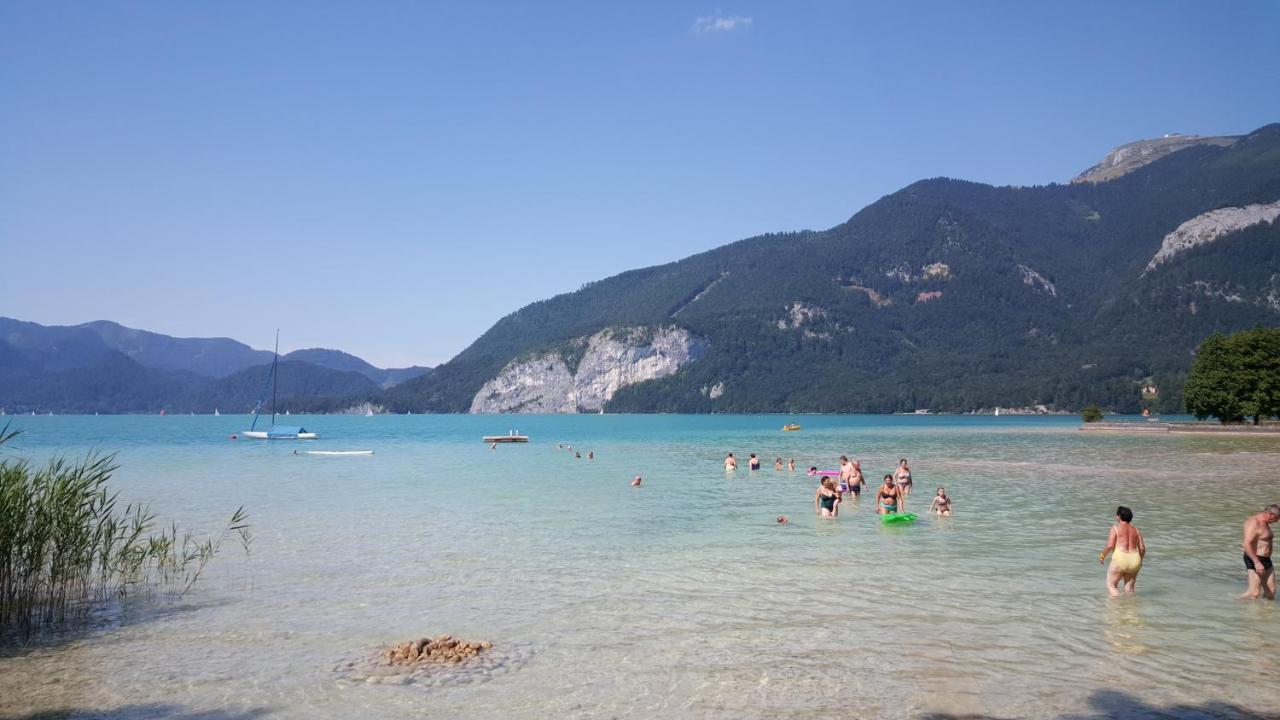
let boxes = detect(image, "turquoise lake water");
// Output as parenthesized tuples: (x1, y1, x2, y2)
(1, 414, 1278, 719)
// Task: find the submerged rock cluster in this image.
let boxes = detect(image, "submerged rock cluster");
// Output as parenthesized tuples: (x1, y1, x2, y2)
(384, 635, 492, 666)
(335, 634, 528, 688)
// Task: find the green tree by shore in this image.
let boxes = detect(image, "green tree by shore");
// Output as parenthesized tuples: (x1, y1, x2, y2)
(1184, 328, 1280, 425)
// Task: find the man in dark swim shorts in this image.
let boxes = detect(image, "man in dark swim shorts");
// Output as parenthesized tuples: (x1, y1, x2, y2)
(1243, 505, 1280, 599)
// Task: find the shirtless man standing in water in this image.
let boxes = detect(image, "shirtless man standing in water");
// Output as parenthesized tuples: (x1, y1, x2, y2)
(1242, 504, 1280, 600)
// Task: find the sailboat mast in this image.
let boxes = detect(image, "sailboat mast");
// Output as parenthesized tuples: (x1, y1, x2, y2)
(271, 329, 279, 427)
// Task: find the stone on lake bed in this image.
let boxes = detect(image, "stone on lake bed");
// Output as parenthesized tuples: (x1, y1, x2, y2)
(335, 634, 530, 690)
(378, 634, 494, 669)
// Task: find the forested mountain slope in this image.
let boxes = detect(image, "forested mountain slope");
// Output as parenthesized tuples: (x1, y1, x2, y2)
(388, 123, 1280, 414)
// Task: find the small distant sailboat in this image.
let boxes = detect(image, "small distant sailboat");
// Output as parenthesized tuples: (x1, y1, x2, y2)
(365, 407, 374, 417)
(214, 408, 220, 416)
(994, 407, 1001, 416)
(239, 331, 317, 440)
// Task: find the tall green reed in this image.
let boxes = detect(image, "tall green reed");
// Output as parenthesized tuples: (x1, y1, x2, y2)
(0, 424, 251, 638)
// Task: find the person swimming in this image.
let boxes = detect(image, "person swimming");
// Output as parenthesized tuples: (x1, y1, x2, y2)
(1099, 506, 1146, 596)
(876, 475, 902, 515)
(774, 457, 783, 471)
(928, 487, 952, 516)
(631, 475, 642, 487)
(749, 453, 761, 471)
(788, 458, 796, 471)
(725, 453, 738, 471)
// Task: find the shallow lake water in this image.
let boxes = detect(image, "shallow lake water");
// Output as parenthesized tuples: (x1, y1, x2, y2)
(1, 414, 1277, 719)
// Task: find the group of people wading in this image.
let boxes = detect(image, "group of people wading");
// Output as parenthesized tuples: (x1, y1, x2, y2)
(816, 456, 952, 519)
(724, 452, 953, 520)
(723, 449, 1277, 601)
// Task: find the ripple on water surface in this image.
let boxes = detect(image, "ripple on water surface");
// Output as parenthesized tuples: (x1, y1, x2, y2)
(0, 414, 1278, 719)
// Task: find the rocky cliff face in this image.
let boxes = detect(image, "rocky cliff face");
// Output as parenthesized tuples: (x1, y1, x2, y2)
(1072, 134, 1238, 184)
(1146, 200, 1280, 271)
(469, 326, 707, 413)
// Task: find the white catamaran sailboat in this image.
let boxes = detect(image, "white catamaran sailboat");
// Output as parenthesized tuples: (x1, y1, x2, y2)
(240, 331, 317, 440)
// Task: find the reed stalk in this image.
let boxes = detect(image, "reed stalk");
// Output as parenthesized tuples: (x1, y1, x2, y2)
(0, 424, 251, 639)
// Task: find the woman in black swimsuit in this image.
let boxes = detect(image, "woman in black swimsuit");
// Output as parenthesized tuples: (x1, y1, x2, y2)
(815, 478, 838, 518)
(876, 475, 902, 516)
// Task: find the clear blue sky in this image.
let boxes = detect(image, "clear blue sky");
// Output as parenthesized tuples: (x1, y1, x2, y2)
(3, 1, 1278, 367)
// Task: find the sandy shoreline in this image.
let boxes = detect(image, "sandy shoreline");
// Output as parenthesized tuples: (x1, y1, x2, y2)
(1080, 421, 1280, 435)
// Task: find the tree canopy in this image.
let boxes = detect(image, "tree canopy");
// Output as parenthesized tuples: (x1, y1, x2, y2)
(1184, 327, 1280, 424)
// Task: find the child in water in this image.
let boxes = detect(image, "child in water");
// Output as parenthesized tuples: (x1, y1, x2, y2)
(928, 487, 953, 516)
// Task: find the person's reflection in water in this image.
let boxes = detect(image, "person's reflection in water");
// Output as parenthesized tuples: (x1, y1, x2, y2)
(1103, 596, 1150, 655)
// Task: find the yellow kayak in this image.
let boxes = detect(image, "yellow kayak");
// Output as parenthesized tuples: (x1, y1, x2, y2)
(782, 424, 801, 431)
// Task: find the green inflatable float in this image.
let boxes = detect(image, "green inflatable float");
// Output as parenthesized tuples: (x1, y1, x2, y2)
(880, 512, 918, 525)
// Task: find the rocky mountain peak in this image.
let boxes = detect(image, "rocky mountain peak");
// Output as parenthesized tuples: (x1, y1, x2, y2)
(1071, 133, 1239, 184)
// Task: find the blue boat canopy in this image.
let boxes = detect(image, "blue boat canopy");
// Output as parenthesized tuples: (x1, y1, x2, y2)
(267, 425, 307, 437)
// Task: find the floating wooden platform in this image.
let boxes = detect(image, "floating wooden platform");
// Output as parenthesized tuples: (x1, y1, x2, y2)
(484, 435, 529, 443)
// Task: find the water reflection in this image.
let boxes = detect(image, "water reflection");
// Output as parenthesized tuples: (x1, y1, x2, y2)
(1102, 596, 1150, 655)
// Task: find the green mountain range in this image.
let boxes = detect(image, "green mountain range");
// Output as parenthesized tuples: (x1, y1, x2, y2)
(6, 125, 1277, 415)
(385, 123, 1280, 414)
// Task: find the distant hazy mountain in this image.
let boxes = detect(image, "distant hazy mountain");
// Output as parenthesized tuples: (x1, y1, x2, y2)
(187, 361, 383, 414)
(387, 123, 1280, 414)
(282, 348, 431, 389)
(0, 318, 429, 413)
(76, 320, 273, 377)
